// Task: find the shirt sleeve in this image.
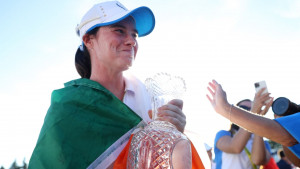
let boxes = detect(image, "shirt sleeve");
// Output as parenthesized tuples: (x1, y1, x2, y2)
(214, 130, 231, 148)
(275, 113, 300, 158)
(264, 141, 271, 153)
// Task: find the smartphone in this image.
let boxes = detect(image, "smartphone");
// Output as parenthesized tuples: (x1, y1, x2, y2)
(254, 81, 268, 94)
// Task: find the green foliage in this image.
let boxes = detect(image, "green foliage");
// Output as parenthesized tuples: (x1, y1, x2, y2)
(268, 139, 282, 150)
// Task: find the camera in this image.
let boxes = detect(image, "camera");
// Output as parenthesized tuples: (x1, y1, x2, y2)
(272, 97, 300, 116)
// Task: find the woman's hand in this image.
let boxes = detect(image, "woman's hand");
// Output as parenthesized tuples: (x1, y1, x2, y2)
(251, 88, 273, 115)
(148, 99, 186, 133)
(206, 80, 231, 117)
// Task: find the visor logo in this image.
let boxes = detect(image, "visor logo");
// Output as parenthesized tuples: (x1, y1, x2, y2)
(116, 2, 127, 11)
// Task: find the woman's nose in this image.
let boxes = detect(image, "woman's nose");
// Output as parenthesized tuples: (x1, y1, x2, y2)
(125, 34, 137, 47)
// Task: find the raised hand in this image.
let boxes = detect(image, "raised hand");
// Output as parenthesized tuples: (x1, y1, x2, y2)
(206, 80, 231, 117)
(251, 88, 273, 115)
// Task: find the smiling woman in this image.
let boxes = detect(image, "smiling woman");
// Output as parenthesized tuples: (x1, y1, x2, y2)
(75, 18, 138, 80)
(27, 1, 193, 169)
(85, 17, 139, 86)
(3, 0, 300, 168)
(28, 1, 157, 169)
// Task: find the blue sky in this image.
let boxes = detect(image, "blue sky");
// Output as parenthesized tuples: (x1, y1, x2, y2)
(1, 0, 300, 168)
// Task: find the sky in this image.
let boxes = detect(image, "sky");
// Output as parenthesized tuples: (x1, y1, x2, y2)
(1, 0, 300, 168)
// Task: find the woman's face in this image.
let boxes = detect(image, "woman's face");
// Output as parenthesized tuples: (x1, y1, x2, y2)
(90, 16, 138, 72)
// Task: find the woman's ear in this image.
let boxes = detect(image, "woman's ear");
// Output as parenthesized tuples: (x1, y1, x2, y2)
(82, 34, 94, 50)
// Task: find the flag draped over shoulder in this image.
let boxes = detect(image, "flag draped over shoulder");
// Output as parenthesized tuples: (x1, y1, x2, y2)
(28, 78, 142, 169)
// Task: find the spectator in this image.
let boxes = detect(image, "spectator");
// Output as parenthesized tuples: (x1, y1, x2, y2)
(207, 80, 300, 167)
(277, 149, 293, 169)
(214, 99, 271, 169)
(205, 143, 216, 169)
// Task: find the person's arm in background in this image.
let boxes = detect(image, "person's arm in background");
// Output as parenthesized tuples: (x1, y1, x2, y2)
(274, 114, 300, 167)
(251, 135, 271, 165)
(207, 80, 300, 167)
(283, 146, 300, 167)
(250, 88, 272, 165)
(206, 80, 297, 147)
(216, 129, 251, 154)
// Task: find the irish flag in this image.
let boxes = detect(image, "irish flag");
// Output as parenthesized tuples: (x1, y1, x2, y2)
(28, 79, 142, 169)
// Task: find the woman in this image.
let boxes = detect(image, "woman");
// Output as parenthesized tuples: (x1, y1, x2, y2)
(28, 1, 187, 168)
(214, 98, 272, 169)
(207, 80, 300, 167)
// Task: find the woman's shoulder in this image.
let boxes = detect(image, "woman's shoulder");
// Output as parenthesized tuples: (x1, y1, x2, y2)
(216, 130, 230, 135)
(215, 130, 231, 141)
(51, 79, 86, 95)
(51, 78, 110, 101)
(54, 78, 109, 93)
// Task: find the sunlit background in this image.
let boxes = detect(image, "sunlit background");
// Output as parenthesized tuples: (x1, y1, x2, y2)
(1, 0, 300, 168)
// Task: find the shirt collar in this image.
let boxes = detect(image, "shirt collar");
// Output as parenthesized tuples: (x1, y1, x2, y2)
(124, 76, 135, 94)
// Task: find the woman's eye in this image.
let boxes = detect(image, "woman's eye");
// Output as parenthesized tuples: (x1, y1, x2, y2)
(115, 29, 124, 34)
(132, 33, 138, 38)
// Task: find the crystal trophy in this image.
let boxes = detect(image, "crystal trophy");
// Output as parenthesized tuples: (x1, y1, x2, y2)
(127, 73, 192, 169)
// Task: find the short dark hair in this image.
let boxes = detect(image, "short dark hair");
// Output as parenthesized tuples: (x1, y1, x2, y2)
(75, 27, 100, 78)
(229, 123, 240, 136)
(229, 99, 252, 135)
(278, 149, 285, 158)
(230, 123, 240, 131)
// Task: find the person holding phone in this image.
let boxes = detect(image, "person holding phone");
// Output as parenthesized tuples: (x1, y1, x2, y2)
(207, 80, 300, 167)
(214, 98, 272, 169)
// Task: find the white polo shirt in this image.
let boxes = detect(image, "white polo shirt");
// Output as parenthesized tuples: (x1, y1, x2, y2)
(123, 74, 152, 123)
(89, 74, 152, 169)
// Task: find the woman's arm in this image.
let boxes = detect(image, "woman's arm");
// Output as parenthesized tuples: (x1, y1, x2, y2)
(250, 88, 272, 165)
(251, 135, 270, 165)
(228, 100, 296, 147)
(216, 129, 251, 154)
(283, 144, 300, 167)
